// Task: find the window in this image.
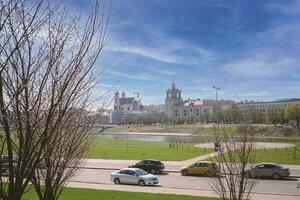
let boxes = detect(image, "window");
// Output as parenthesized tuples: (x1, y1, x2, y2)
(135, 169, 148, 176)
(201, 163, 208, 167)
(257, 165, 265, 169)
(145, 160, 151, 164)
(127, 170, 136, 176)
(191, 163, 199, 168)
(264, 164, 276, 169)
(137, 161, 145, 165)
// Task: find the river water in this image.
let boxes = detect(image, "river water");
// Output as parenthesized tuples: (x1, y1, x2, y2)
(98, 133, 214, 143)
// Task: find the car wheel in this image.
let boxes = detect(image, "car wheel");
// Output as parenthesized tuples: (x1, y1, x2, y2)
(245, 172, 252, 179)
(150, 169, 156, 174)
(273, 173, 281, 180)
(138, 180, 145, 186)
(182, 170, 188, 176)
(114, 178, 120, 184)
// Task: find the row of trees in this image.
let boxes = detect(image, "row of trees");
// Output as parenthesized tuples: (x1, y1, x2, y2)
(122, 112, 168, 125)
(0, 1, 109, 200)
(122, 103, 300, 126)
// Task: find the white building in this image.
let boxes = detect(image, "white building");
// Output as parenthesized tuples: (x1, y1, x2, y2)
(165, 81, 234, 119)
(236, 99, 300, 112)
(110, 91, 144, 124)
(165, 81, 300, 120)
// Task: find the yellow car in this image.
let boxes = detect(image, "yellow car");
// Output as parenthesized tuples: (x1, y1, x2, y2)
(180, 161, 219, 176)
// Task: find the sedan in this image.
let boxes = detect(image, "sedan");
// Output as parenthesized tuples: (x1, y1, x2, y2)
(245, 163, 290, 180)
(180, 161, 219, 176)
(128, 159, 165, 174)
(111, 168, 159, 186)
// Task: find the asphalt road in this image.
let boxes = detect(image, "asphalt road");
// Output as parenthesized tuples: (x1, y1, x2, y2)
(69, 168, 300, 200)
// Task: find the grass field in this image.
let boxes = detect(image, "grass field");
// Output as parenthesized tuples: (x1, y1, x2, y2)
(255, 143, 300, 165)
(211, 143, 300, 165)
(22, 188, 217, 200)
(88, 138, 212, 160)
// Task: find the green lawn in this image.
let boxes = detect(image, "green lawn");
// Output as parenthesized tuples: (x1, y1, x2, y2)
(22, 188, 217, 200)
(211, 143, 300, 165)
(255, 143, 300, 165)
(88, 138, 212, 161)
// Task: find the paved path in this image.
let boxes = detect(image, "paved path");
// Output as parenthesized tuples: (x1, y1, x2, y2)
(195, 142, 296, 149)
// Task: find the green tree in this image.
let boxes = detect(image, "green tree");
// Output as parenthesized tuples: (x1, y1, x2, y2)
(284, 103, 300, 127)
(266, 106, 284, 125)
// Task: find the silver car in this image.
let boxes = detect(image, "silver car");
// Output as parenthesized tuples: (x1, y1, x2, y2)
(245, 163, 290, 180)
(111, 168, 159, 186)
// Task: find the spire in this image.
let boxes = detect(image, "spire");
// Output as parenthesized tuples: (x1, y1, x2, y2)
(172, 79, 175, 90)
(121, 91, 126, 98)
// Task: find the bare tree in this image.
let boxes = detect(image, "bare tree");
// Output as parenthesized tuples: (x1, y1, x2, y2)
(0, 1, 55, 199)
(30, 2, 110, 200)
(0, 0, 110, 200)
(209, 125, 258, 200)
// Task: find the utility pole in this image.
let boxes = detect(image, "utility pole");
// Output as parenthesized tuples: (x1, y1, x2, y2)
(212, 86, 221, 145)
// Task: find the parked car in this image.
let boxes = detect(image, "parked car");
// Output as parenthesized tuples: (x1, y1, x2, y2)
(111, 168, 159, 186)
(128, 159, 165, 174)
(180, 161, 219, 176)
(0, 163, 17, 176)
(0, 155, 18, 163)
(245, 163, 290, 180)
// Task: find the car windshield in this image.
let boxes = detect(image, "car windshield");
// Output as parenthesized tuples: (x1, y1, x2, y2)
(135, 169, 148, 176)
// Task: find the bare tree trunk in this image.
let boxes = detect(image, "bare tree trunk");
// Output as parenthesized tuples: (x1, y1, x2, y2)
(209, 125, 258, 200)
(0, 0, 110, 200)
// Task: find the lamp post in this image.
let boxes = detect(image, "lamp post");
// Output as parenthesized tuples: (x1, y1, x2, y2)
(212, 86, 221, 144)
(212, 86, 221, 124)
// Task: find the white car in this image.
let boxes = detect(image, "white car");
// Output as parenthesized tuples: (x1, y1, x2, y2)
(111, 168, 159, 186)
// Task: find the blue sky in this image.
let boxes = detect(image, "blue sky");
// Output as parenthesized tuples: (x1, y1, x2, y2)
(69, 0, 300, 106)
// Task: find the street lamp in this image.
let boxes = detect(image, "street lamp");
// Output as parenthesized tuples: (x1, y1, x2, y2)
(212, 86, 221, 125)
(212, 86, 221, 145)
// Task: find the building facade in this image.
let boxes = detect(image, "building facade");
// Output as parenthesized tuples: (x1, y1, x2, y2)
(110, 91, 144, 124)
(236, 99, 300, 112)
(165, 81, 300, 121)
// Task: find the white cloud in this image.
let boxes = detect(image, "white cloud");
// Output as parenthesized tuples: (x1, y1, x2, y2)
(222, 56, 296, 78)
(265, 0, 300, 15)
(107, 44, 215, 65)
(159, 69, 177, 76)
(106, 25, 217, 65)
(109, 70, 157, 81)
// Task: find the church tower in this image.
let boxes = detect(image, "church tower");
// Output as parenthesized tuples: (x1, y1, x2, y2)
(165, 80, 182, 117)
(114, 91, 120, 111)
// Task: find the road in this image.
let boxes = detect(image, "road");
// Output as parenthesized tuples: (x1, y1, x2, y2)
(69, 168, 300, 200)
(84, 159, 300, 174)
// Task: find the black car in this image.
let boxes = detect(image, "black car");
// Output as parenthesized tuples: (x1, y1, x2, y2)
(129, 159, 165, 174)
